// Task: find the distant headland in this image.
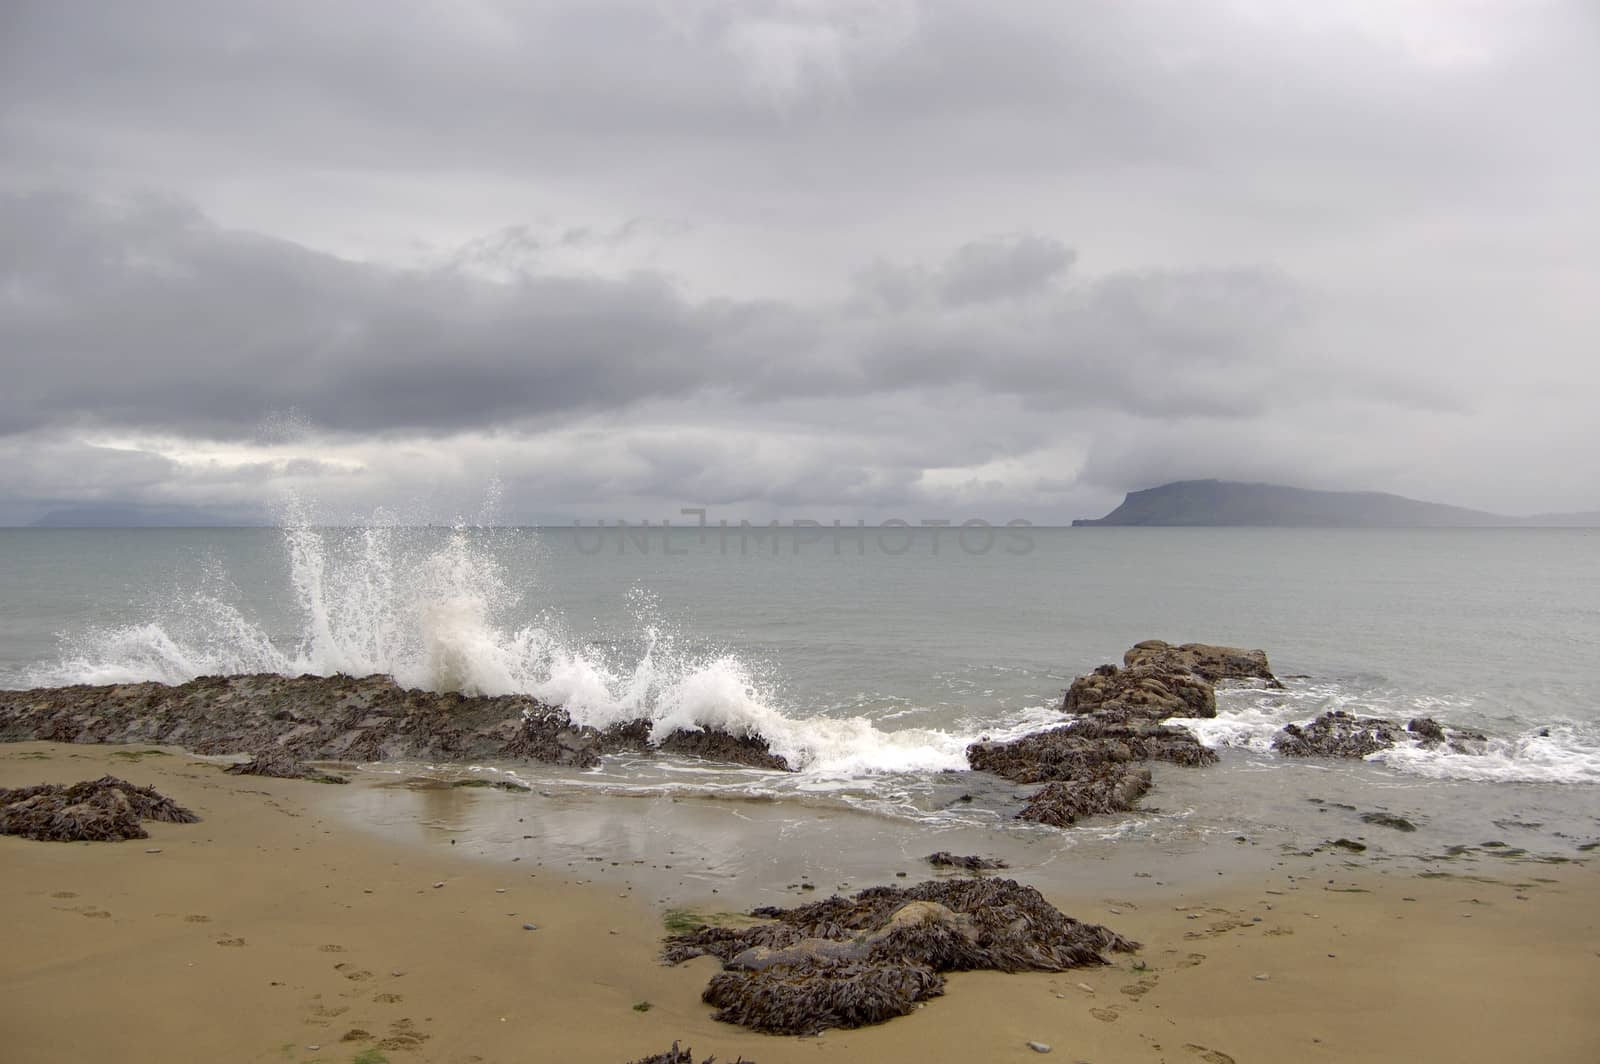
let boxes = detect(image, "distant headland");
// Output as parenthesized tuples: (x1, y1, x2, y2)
(1072, 479, 1600, 528)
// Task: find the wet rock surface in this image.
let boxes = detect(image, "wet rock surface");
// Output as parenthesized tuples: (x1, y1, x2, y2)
(1017, 766, 1153, 827)
(0, 673, 792, 772)
(1122, 640, 1282, 687)
(925, 851, 1008, 871)
(0, 775, 200, 842)
(1273, 711, 1401, 758)
(1275, 710, 1490, 759)
(663, 879, 1135, 1035)
(1062, 663, 1217, 719)
(969, 719, 1216, 785)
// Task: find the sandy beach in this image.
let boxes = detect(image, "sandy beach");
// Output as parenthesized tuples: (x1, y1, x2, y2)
(3, 741, 1597, 1063)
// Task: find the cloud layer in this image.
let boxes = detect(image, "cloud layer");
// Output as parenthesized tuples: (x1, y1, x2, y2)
(2, 0, 1596, 523)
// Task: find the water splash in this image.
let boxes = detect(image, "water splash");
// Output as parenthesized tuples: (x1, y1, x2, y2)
(29, 504, 973, 774)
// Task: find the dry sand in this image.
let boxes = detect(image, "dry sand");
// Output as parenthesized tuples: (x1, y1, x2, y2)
(3, 742, 1597, 1064)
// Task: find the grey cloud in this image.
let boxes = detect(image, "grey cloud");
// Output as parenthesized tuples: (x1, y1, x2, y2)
(2, 190, 1363, 441)
(0, 1, 1595, 520)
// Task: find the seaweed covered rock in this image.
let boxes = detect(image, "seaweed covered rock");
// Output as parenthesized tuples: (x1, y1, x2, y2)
(225, 751, 348, 784)
(967, 720, 1214, 786)
(663, 878, 1134, 1035)
(1273, 711, 1400, 758)
(1062, 663, 1216, 719)
(0, 775, 199, 842)
(655, 728, 789, 771)
(624, 1044, 753, 1064)
(925, 852, 1008, 871)
(0, 673, 793, 773)
(1123, 640, 1281, 687)
(1017, 765, 1152, 827)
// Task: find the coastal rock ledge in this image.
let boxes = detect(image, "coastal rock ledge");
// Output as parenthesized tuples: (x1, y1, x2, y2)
(0, 673, 790, 772)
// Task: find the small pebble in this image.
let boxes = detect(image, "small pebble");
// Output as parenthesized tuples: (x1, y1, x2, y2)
(306, 1046, 320, 1052)
(432, 882, 445, 889)
(1108, 907, 1121, 914)
(495, 888, 507, 894)
(144, 848, 162, 854)
(1027, 1042, 1052, 1054)
(1254, 973, 1270, 981)
(522, 923, 538, 931)
(1075, 982, 1095, 994)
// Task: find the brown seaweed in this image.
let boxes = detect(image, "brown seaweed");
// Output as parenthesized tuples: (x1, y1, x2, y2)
(0, 775, 199, 842)
(663, 878, 1135, 1035)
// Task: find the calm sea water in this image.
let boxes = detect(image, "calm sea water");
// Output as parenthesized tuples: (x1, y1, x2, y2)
(3, 523, 1597, 876)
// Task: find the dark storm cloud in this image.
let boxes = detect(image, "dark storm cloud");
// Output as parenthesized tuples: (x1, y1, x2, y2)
(0, 189, 1345, 440)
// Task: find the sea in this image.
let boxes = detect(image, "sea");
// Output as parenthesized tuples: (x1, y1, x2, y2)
(2, 518, 1597, 899)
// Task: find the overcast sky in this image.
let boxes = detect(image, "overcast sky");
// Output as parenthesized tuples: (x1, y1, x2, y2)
(2, 0, 1596, 525)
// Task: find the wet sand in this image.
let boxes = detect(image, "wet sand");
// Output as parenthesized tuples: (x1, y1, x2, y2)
(3, 742, 1598, 1063)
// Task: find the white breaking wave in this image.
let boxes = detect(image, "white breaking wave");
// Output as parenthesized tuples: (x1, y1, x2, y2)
(27, 509, 974, 775)
(1172, 682, 1600, 785)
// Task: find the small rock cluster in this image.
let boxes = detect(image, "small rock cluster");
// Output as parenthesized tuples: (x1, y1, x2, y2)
(1273, 711, 1487, 759)
(0, 775, 199, 842)
(924, 851, 1008, 871)
(662, 878, 1135, 1035)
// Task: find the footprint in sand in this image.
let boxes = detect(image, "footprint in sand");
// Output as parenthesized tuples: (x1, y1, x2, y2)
(1177, 953, 1206, 968)
(310, 1004, 349, 1019)
(1090, 1007, 1121, 1023)
(184, 914, 211, 923)
(216, 936, 246, 947)
(50, 891, 78, 899)
(80, 909, 111, 919)
(377, 1018, 430, 1051)
(317, 944, 345, 952)
(342, 969, 375, 982)
(1120, 975, 1159, 998)
(1184, 1044, 1237, 1064)
(373, 992, 403, 1004)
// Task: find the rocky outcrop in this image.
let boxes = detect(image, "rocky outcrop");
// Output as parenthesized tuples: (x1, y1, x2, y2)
(663, 878, 1135, 1035)
(968, 720, 1215, 785)
(1017, 765, 1152, 827)
(0, 775, 199, 842)
(655, 728, 790, 772)
(1406, 717, 1447, 744)
(1123, 640, 1282, 688)
(0, 674, 792, 772)
(1062, 663, 1216, 719)
(962, 639, 1269, 828)
(1273, 710, 1400, 758)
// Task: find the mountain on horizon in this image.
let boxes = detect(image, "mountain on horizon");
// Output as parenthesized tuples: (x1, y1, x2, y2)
(1073, 480, 1600, 528)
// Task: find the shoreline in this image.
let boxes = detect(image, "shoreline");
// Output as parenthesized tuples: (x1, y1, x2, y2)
(4, 741, 1598, 1063)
